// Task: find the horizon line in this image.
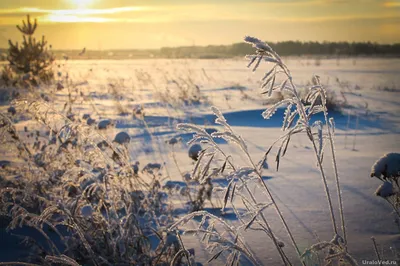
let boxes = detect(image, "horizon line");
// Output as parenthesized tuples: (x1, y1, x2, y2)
(1, 40, 399, 52)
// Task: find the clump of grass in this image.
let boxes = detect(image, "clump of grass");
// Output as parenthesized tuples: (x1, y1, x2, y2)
(263, 84, 344, 112)
(157, 78, 203, 107)
(0, 99, 188, 265)
(172, 36, 355, 265)
(167, 138, 217, 213)
(155, 65, 209, 108)
(107, 77, 129, 115)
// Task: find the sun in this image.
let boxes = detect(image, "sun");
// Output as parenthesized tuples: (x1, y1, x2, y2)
(69, 0, 95, 9)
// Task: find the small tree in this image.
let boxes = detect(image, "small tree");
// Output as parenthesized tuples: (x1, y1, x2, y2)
(6, 14, 54, 84)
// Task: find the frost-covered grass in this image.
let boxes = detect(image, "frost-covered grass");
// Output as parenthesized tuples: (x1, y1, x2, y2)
(0, 41, 400, 265)
(172, 36, 355, 265)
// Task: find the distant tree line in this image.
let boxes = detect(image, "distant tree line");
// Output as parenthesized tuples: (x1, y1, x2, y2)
(159, 41, 400, 58)
(1, 41, 400, 60)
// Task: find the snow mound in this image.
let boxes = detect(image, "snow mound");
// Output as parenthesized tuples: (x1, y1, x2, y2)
(188, 144, 202, 161)
(98, 119, 113, 129)
(114, 132, 130, 145)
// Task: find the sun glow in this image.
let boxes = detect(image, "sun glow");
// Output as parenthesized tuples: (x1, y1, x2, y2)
(69, 0, 95, 9)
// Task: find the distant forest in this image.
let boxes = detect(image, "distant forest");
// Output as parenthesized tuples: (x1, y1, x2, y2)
(158, 41, 400, 59)
(1, 41, 400, 60)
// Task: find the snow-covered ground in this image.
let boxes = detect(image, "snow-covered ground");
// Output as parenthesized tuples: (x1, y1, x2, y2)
(1, 57, 400, 265)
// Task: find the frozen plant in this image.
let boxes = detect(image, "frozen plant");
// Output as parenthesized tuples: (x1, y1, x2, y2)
(371, 153, 400, 181)
(375, 181, 395, 198)
(0, 100, 182, 265)
(244, 36, 350, 264)
(173, 36, 354, 265)
(142, 162, 162, 175)
(371, 153, 400, 219)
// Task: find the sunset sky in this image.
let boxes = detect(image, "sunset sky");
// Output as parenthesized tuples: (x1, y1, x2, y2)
(0, 0, 399, 50)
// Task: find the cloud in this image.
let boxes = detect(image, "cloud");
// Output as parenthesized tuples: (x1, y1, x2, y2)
(0, 6, 153, 24)
(384, 1, 400, 7)
(0, 2, 397, 25)
(0, 6, 155, 25)
(0, 7, 48, 17)
(0, 6, 151, 15)
(43, 15, 112, 23)
(37, 13, 400, 24)
(273, 14, 400, 22)
(323, 0, 353, 3)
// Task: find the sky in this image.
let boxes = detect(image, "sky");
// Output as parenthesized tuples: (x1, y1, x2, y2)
(0, 0, 399, 50)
